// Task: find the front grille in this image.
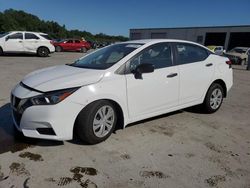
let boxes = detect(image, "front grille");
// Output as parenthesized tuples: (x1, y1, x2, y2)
(13, 110, 22, 126)
(11, 94, 21, 110)
(11, 94, 23, 127)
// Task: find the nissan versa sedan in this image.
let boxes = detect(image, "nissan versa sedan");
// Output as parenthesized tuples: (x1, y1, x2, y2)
(11, 39, 233, 144)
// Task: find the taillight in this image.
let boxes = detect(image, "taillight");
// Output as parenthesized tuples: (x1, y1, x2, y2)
(226, 60, 232, 68)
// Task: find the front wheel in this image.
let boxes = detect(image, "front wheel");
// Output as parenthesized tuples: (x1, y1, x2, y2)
(0, 47, 3, 55)
(37, 47, 49, 57)
(203, 83, 224, 113)
(80, 47, 87, 53)
(55, 46, 62, 52)
(75, 100, 117, 144)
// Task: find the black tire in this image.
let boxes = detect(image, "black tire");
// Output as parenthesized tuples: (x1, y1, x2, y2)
(13, 124, 25, 140)
(0, 47, 3, 56)
(55, 46, 63, 52)
(75, 100, 117, 144)
(37, 47, 49, 57)
(80, 47, 87, 53)
(202, 83, 224, 113)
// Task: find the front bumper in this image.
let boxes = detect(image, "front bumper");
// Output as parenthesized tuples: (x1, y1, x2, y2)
(11, 84, 84, 140)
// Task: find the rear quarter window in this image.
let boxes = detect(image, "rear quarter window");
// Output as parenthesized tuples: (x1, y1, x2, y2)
(25, 33, 40, 40)
(176, 43, 209, 64)
(40, 34, 52, 40)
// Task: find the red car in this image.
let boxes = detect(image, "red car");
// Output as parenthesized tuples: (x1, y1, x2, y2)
(53, 39, 91, 53)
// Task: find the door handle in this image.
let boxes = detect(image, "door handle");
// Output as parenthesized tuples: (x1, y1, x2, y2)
(167, 73, 178, 78)
(18, 41, 23, 43)
(206, 63, 213, 67)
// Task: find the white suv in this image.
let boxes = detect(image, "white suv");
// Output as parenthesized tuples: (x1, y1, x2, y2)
(11, 39, 233, 144)
(0, 31, 55, 57)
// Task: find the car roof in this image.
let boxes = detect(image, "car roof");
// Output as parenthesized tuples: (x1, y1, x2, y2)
(123, 39, 204, 46)
(9, 31, 48, 35)
(122, 39, 212, 51)
(65, 38, 82, 40)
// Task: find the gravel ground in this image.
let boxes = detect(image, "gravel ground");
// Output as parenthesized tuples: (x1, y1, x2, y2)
(0, 52, 249, 188)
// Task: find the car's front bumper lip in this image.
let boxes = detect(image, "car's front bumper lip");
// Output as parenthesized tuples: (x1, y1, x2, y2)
(11, 83, 84, 141)
(11, 101, 83, 140)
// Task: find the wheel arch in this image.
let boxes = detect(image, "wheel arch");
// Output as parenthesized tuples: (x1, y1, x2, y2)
(73, 98, 125, 136)
(37, 46, 50, 53)
(55, 45, 62, 49)
(209, 79, 227, 98)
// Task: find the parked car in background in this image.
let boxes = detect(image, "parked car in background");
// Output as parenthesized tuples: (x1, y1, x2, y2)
(224, 47, 250, 65)
(87, 40, 97, 49)
(207, 46, 225, 55)
(11, 39, 233, 144)
(0, 31, 55, 57)
(52, 39, 91, 53)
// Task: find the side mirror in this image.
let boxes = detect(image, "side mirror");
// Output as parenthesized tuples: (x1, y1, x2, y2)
(132, 63, 154, 79)
(5, 36, 9, 41)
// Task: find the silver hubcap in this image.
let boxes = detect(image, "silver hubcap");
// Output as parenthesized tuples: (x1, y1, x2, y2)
(210, 88, 223, 110)
(93, 105, 115, 138)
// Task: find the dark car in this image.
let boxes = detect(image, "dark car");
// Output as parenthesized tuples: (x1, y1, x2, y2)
(87, 41, 97, 49)
(52, 39, 91, 53)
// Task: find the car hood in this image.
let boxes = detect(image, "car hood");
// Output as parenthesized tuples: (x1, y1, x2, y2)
(22, 65, 104, 92)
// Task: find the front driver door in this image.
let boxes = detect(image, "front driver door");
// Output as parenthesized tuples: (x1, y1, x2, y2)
(64, 40, 73, 50)
(125, 42, 179, 120)
(4, 32, 24, 52)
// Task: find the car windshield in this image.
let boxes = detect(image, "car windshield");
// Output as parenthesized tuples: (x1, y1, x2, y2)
(230, 48, 247, 54)
(70, 43, 143, 70)
(0, 32, 9, 38)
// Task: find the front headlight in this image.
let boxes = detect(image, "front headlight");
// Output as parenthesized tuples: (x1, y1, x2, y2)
(30, 87, 80, 105)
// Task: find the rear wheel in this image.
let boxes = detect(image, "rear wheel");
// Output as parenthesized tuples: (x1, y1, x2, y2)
(55, 46, 62, 52)
(80, 47, 87, 53)
(37, 47, 49, 57)
(75, 100, 117, 144)
(0, 47, 3, 56)
(203, 83, 224, 113)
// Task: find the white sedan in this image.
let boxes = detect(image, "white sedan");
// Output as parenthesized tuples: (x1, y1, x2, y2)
(11, 39, 233, 144)
(0, 31, 55, 57)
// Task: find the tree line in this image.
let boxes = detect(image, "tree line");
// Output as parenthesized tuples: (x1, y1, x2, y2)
(0, 9, 128, 42)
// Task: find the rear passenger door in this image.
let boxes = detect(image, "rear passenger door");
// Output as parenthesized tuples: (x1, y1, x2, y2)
(174, 43, 214, 104)
(23, 32, 40, 52)
(74, 40, 82, 50)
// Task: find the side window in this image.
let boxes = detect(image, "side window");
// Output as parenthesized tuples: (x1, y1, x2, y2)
(8, 33, 23, 40)
(176, 43, 208, 64)
(66, 40, 73, 43)
(75, 40, 80, 43)
(25, 33, 39, 40)
(129, 43, 172, 72)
